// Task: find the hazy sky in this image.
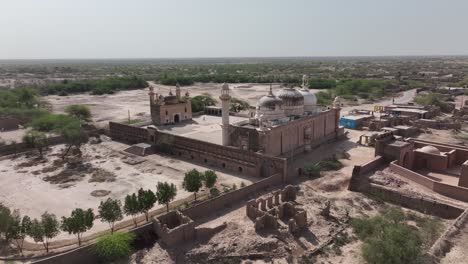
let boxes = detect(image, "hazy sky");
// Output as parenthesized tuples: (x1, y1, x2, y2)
(1, 0, 468, 59)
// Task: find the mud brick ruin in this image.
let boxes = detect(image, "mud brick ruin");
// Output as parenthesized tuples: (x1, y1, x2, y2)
(246, 185, 307, 233)
(153, 210, 196, 246)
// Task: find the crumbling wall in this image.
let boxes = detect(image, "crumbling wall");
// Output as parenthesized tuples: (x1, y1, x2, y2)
(390, 161, 468, 203)
(183, 173, 282, 221)
(368, 184, 464, 219)
(428, 208, 468, 260)
(153, 211, 196, 246)
(348, 156, 386, 192)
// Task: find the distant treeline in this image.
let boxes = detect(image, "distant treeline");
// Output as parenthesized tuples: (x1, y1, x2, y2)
(158, 74, 301, 86)
(39, 76, 148, 96)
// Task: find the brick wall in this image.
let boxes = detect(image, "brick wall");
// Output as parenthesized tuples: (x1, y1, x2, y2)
(182, 173, 282, 221)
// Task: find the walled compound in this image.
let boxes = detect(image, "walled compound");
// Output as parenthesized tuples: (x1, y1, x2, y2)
(246, 185, 307, 233)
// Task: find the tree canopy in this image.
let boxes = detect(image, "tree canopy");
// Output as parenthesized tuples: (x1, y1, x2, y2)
(98, 198, 123, 234)
(61, 208, 94, 246)
(156, 182, 177, 212)
(183, 169, 204, 201)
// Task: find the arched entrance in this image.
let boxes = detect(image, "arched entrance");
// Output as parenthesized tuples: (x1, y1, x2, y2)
(174, 114, 180, 123)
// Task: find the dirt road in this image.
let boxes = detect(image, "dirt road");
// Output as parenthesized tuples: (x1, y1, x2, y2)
(342, 89, 417, 114)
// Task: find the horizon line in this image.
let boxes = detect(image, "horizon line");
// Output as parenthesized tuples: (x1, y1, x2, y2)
(1, 54, 468, 61)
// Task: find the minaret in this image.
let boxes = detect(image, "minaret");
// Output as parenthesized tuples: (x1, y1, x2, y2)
(220, 83, 231, 146)
(176, 83, 181, 101)
(148, 86, 155, 106)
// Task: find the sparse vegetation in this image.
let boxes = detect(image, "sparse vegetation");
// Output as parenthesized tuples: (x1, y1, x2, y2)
(304, 157, 342, 178)
(351, 208, 443, 264)
(64, 105, 92, 123)
(93, 232, 135, 262)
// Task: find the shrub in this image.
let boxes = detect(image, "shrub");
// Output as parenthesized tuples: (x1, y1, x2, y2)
(93, 233, 135, 261)
(351, 208, 423, 264)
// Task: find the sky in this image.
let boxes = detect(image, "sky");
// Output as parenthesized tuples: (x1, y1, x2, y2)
(1, 0, 468, 59)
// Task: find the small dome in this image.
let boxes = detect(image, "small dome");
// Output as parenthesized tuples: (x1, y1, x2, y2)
(418, 146, 441, 155)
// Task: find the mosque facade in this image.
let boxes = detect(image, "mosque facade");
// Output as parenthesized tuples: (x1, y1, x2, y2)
(226, 76, 343, 157)
(149, 84, 192, 125)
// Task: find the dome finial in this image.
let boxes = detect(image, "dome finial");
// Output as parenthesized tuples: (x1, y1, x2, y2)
(269, 83, 273, 96)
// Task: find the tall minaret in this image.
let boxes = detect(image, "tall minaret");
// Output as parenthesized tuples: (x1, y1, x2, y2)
(220, 83, 231, 146)
(176, 83, 181, 101)
(148, 86, 155, 106)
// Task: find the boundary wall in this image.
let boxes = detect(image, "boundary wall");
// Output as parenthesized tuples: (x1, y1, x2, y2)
(390, 161, 468, 203)
(428, 208, 468, 261)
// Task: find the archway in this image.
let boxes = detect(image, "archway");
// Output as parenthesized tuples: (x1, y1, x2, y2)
(174, 114, 180, 123)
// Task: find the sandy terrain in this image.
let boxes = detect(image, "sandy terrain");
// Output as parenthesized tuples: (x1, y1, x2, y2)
(0, 137, 254, 241)
(44, 83, 324, 127)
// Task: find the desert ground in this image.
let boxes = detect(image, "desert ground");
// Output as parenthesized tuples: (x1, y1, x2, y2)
(129, 129, 451, 263)
(0, 136, 255, 241)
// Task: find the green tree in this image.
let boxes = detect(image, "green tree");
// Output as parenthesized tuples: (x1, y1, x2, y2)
(7, 214, 31, 254)
(0, 203, 12, 241)
(190, 94, 218, 112)
(183, 169, 203, 201)
(203, 170, 218, 189)
(23, 130, 48, 159)
(93, 233, 135, 262)
(65, 105, 92, 123)
(137, 188, 157, 222)
(56, 121, 88, 160)
(28, 212, 60, 253)
(123, 193, 140, 227)
(98, 198, 123, 234)
(156, 182, 177, 212)
(61, 208, 94, 246)
(230, 97, 250, 112)
(28, 219, 45, 250)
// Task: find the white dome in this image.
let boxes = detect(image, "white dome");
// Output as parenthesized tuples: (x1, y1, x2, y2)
(299, 88, 317, 113)
(418, 146, 441, 155)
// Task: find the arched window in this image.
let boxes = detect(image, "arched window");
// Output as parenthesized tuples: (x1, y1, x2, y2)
(238, 167, 243, 173)
(165, 110, 168, 115)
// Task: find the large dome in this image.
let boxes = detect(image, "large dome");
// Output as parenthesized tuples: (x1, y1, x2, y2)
(276, 87, 304, 116)
(255, 90, 284, 121)
(257, 94, 283, 109)
(276, 88, 304, 102)
(298, 88, 317, 112)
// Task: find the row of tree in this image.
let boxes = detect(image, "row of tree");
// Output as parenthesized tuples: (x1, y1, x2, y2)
(0, 169, 220, 254)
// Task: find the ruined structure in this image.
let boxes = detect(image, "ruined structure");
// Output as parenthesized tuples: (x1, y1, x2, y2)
(153, 210, 196, 246)
(149, 84, 192, 125)
(246, 185, 307, 233)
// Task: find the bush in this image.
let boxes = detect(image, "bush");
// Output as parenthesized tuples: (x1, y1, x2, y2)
(93, 232, 135, 261)
(191, 94, 218, 112)
(351, 208, 423, 264)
